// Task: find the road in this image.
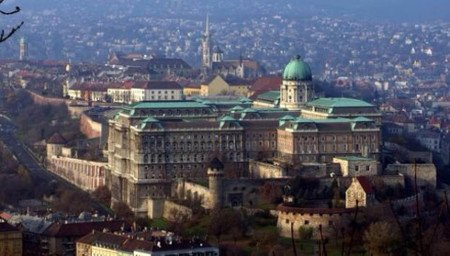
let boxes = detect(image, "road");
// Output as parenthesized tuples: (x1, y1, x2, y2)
(0, 115, 54, 183)
(0, 115, 108, 214)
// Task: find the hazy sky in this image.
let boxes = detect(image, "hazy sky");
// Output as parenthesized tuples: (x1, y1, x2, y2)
(9, 0, 450, 23)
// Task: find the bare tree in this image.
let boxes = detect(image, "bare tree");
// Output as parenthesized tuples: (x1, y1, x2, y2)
(363, 221, 402, 256)
(92, 185, 112, 206)
(0, 0, 23, 42)
(112, 201, 135, 223)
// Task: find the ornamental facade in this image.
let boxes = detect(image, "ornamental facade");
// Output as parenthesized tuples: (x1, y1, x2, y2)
(107, 56, 382, 217)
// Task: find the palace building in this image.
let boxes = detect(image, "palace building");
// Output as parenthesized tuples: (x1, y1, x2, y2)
(107, 55, 381, 217)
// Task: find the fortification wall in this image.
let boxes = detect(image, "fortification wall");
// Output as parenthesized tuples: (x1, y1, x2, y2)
(384, 142, 433, 163)
(177, 181, 212, 209)
(277, 206, 354, 239)
(27, 90, 66, 106)
(80, 113, 102, 139)
(67, 105, 91, 118)
(386, 164, 436, 188)
(163, 200, 193, 221)
(47, 156, 106, 191)
(249, 160, 286, 178)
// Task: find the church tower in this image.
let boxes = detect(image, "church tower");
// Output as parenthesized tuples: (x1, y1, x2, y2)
(212, 47, 223, 63)
(280, 55, 313, 110)
(201, 15, 212, 71)
(19, 37, 27, 61)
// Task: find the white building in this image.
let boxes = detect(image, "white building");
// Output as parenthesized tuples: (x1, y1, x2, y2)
(130, 81, 183, 102)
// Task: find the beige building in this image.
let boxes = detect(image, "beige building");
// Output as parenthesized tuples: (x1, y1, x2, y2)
(41, 220, 127, 256)
(107, 82, 132, 104)
(0, 219, 22, 256)
(183, 84, 201, 97)
(277, 117, 381, 164)
(333, 156, 380, 177)
(68, 82, 113, 102)
(77, 230, 219, 256)
(200, 75, 250, 97)
(345, 176, 376, 208)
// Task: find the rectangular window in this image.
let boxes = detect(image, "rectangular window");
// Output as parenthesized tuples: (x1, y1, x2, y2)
(304, 220, 309, 225)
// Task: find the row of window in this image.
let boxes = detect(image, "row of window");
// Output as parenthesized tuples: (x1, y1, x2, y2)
(142, 134, 242, 141)
(285, 219, 334, 226)
(142, 152, 244, 164)
(141, 143, 243, 152)
(297, 135, 377, 142)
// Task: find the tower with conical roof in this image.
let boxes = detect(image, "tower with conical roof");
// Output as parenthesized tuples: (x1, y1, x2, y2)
(207, 157, 224, 208)
(280, 55, 313, 110)
(201, 15, 212, 71)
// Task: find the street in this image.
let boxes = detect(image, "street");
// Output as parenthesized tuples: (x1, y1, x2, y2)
(0, 115, 108, 214)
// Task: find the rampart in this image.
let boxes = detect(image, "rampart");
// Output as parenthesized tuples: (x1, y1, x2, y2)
(47, 156, 106, 191)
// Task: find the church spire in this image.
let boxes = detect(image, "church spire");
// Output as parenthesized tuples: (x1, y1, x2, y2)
(202, 14, 212, 71)
(205, 14, 210, 37)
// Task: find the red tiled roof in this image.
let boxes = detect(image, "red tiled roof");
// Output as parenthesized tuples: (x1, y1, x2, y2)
(184, 84, 201, 89)
(250, 76, 282, 94)
(384, 112, 413, 124)
(224, 76, 252, 86)
(132, 81, 182, 90)
(0, 212, 12, 220)
(277, 205, 355, 215)
(356, 176, 374, 193)
(121, 238, 154, 252)
(44, 220, 128, 238)
(47, 133, 67, 145)
(78, 230, 128, 246)
(70, 82, 111, 92)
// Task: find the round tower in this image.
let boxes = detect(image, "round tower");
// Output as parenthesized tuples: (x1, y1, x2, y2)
(207, 157, 224, 208)
(280, 55, 313, 110)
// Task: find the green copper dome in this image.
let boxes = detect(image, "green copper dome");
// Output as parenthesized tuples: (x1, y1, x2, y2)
(283, 55, 312, 81)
